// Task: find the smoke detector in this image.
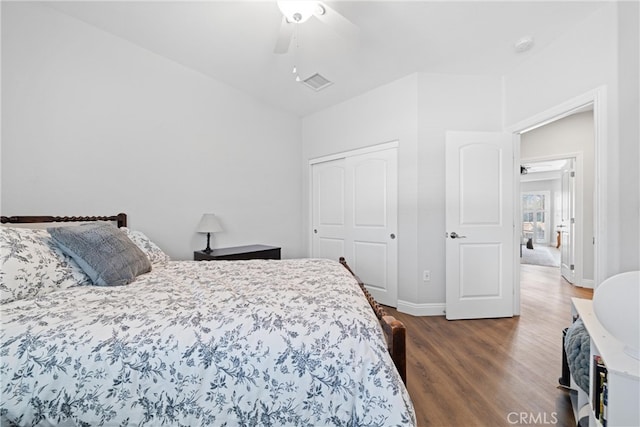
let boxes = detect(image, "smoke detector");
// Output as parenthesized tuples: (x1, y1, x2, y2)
(301, 73, 333, 91)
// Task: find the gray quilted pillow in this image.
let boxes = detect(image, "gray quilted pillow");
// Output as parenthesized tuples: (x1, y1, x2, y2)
(48, 222, 151, 286)
(564, 318, 590, 393)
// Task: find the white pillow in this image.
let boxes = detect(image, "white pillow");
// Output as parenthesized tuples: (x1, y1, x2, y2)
(0, 226, 90, 304)
(120, 227, 170, 265)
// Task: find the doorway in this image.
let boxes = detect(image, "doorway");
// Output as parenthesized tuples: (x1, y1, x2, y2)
(510, 87, 605, 314)
(519, 158, 573, 276)
(519, 112, 593, 289)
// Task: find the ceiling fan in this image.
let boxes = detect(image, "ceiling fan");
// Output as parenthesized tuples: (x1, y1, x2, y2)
(274, 1, 359, 54)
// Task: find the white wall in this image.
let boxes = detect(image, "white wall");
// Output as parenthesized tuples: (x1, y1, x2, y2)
(505, 2, 640, 278)
(302, 1, 638, 310)
(2, 1, 636, 310)
(416, 73, 502, 310)
(1, 2, 304, 260)
(617, 0, 640, 272)
(302, 74, 419, 304)
(521, 112, 595, 281)
(302, 72, 503, 313)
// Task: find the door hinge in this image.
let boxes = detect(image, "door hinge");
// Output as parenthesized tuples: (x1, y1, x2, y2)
(570, 171, 575, 178)
(570, 218, 575, 224)
(570, 264, 575, 271)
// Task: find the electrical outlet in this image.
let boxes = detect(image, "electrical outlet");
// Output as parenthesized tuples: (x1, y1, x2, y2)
(423, 270, 431, 281)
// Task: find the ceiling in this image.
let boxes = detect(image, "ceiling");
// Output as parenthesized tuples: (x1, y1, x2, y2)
(43, 1, 607, 117)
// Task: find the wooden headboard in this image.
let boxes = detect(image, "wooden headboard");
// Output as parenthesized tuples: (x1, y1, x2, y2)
(0, 213, 127, 228)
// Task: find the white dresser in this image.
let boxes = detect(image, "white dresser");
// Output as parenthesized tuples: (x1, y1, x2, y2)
(570, 298, 640, 426)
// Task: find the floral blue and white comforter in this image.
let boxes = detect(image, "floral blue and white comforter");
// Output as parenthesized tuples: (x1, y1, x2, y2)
(1, 259, 415, 426)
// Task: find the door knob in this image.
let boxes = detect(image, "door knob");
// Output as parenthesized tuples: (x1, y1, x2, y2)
(390, 233, 396, 239)
(450, 232, 467, 239)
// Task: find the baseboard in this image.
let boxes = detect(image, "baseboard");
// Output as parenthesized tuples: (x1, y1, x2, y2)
(579, 279, 595, 289)
(396, 300, 446, 316)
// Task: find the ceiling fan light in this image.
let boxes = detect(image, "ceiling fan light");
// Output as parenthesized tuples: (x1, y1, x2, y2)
(277, 1, 318, 23)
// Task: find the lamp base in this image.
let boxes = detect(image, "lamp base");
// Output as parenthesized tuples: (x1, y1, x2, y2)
(202, 232, 212, 253)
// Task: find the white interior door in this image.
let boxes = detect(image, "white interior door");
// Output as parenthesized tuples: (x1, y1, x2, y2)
(347, 149, 398, 306)
(312, 159, 346, 261)
(560, 160, 575, 283)
(445, 131, 515, 320)
(311, 144, 398, 307)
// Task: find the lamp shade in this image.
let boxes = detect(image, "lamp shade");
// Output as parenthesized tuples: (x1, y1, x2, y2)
(196, 214, 223, 234)
(277, 1, 318, 23)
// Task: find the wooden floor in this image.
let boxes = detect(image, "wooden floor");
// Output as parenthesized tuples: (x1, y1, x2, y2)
(387, 264, 593, 427)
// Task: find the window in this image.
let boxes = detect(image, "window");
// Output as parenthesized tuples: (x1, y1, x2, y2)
(522, 191, 550, 244)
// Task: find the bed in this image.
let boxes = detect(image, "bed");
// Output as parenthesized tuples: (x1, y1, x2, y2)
(0, 213, 415, 426)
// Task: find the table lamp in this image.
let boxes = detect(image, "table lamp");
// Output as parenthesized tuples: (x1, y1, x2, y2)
(196, 213, 223, 253)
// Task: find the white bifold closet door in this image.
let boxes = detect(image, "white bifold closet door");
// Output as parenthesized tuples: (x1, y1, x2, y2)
(311, 145, 398, 307)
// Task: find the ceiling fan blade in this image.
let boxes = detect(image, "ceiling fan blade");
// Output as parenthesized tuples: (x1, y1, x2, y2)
(316, 2, 359, 40)
(274, 16, 294, 54)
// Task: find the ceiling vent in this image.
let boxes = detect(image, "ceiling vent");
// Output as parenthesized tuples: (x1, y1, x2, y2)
(301, 73, 333, 91)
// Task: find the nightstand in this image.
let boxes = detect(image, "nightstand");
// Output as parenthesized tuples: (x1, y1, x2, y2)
(194, 244, 281, 261)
